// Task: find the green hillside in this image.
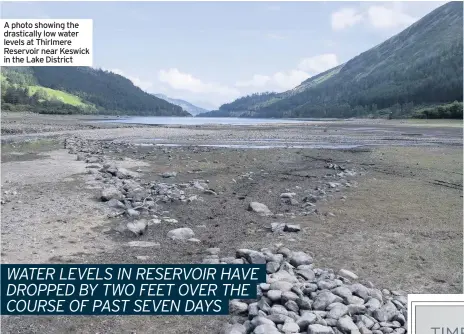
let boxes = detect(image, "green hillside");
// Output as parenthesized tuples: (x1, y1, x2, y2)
(27, 86, 87, 107)
(1, 66, 190, 116)
(206, 2, 463, 119)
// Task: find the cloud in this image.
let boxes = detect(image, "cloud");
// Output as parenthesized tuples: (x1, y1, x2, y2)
(367, 4, 417, 29)
(298, 54, 339, 73)
(236, 74, 271, 88)
(331, 3, 420, 31)
(331, 8, 363, 31)
(234, 53, 339, 93)
(272, 70, 310, 90)
(158, 68, 240, 97)
(109, 68, 153, 91)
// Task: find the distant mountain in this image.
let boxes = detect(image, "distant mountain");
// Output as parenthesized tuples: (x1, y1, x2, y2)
(207, 1, 463, 119)
(198, 92, 279, 117)
(154, 94, 208, 115)
(1, 67, 191, 116)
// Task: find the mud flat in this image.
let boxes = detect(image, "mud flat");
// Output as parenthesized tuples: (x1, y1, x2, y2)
(1, 113, 462, 333)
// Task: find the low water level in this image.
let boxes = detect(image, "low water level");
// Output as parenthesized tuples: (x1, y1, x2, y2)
(97, 116, 338, 126)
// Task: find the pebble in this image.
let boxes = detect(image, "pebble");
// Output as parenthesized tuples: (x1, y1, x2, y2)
(127, 241, 160, 247)
(248, 202, 273, 216)
(339, 269, 359, 280)
(167, 227, 195, 240)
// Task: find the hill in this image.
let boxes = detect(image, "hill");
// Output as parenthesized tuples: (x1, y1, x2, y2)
(1, 67, 190, 116)
(206, 2, 463, 119)
(154, 94, 208, 115)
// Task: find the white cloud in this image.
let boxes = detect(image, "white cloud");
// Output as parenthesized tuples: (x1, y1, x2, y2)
(109, 68, 153, 92)
(331, 3, 421, 31)
(298, 54, 339, 73)
(367, 4, 417, 29)
(331, 8, 363, 31)
(236, 74, 271, 88)
(234, 53, 339, 93)
(272, 70, 310, 90)
(158, 68, 240, 97)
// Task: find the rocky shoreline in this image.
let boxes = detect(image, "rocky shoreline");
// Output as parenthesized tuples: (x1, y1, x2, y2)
(1, 115, 462, 333)
(218, 246, 407, 334)
(58, 136, 406, 334)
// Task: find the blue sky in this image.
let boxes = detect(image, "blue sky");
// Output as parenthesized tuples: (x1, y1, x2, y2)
(1, 1, 445, 109)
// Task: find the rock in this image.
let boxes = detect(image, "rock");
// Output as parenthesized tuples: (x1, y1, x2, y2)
(318, 280, 338, 290)
(281, 291, 299, 303)
(101, 187, 124, 201)
(127, 241, 160, 247)
(350, 283, 370, 301)
(254, 324, 279, 334)
(251, 316, 275, 327)
(284, 224, 301, 232)
(267, 290, 282, 302)
(290, 251, 313, 266)
(221, 323, 247, 334)
(296, 312, 317, 330)
(107, 198, 125, 209)
(348, 304, 366, 315)
(206, 248, 220, 255)
(307, 324, 335, 334)
(248, 202, 272, 216)
(126, 220, 147, 236)
(280, 193, 296, 198)
(282, 320, 299, 333)
(229, 300, 248, 314)
(339, 269, 359, 280)
(127, 209, 140, 217)
(116, 168, 138, 179)
(267, 261, 281, 274)
(289, 198, 299, 205)
(373, 301, 398, 322)
(161, 171, 177, 178)
(365, 298, 382, 311)
(296, 267, 315, 281)
(332, 286, 352, 301)
(204, 189, 217, 195)
(327, 303, 349, 319)
(270, 281, 294, 292)
(337, 315, 360, 334)
(313, 291, 339, 310)
(236, 249, 266, 264)
(285, 300, 299, 313)
(271, 223, 286, 233)
(167, 227, 195, 240)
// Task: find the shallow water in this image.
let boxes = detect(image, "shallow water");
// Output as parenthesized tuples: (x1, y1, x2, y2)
(97, 116, 338, 126)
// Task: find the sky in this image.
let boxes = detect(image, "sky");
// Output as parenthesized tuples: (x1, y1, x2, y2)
(1, 1, 446, 109)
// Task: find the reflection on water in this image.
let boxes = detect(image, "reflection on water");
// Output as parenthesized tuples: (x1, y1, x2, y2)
(136, 142, 362, 149)
(97, 116, 340, 126)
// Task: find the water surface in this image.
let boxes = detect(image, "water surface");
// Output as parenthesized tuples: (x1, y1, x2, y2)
(97, 116, 339, 126)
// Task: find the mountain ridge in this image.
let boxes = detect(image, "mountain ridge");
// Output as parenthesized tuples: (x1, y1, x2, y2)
(1, 66, 191, 116)
(201, 1, 463, 119)
(154, 94, 208, 116)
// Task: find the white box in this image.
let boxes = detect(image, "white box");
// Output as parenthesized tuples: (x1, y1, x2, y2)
(1, 19, 93, 66)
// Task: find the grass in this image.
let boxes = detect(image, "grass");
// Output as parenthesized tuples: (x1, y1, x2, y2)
(27, 86, 87, 107)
